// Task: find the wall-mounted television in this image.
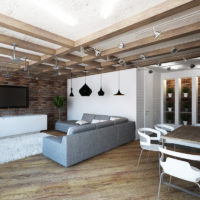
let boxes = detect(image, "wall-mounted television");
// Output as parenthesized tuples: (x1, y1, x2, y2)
(0, 85, 29, 108)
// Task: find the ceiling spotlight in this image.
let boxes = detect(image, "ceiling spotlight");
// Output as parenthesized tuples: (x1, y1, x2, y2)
(10, 43, 21, 63)
(153, 27, 161, 39)
(24, 57, 28, 72)
(148, 70, 153, 74)
(167, 67, 171, 71)
(190, 64, 195, 69)
(54, 56, 59, 70)
(118, 59, 126, 65)
(118, 42, 125, 49)
(94, 49, 101, 56)
(140, 54, 146, 60)
(158, 62, 162, 67)
(171, 47, 178, 54)
(183, 57, 187, 62)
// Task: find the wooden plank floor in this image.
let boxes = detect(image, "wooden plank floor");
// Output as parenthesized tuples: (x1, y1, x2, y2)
(0, 141, 199, 200)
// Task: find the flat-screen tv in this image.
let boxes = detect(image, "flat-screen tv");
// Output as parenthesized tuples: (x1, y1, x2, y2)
(0, 85, 29, 108)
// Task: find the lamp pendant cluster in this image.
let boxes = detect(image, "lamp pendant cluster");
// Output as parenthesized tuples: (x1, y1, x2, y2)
(69, 70, 125, 97)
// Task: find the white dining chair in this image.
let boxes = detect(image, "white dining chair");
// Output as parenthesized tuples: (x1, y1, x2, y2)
(157, 147, 200, 200)
(154, 124, 175, 135)
(137, 128, 161, 170)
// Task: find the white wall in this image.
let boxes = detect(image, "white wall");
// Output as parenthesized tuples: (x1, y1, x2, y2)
(67, 68, 137, 122)
(136, 69, 161, 129)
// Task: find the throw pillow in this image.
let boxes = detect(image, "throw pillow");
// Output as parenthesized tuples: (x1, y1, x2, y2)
(76, 120, 88, 125)
(110, 117, 121, 121)
(91, 119, 107, 124)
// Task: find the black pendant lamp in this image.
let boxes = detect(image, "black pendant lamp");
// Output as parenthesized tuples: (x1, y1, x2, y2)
(69, 72, 74, 97)
(97, 68, 104, 96)
(114, 70, 124, 96)
(79, 70, 92, 96)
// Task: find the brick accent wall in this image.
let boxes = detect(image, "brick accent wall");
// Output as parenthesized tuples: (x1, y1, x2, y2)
(0, 73, 67, 129)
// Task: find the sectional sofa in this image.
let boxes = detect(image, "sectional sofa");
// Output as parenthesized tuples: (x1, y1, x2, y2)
(43, 113, 135, 167)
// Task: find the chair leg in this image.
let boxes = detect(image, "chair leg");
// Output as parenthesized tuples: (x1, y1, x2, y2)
(157, 172, 164, 200)
(168, 176, 172, 191)
(137, 149, 143, 170)
(158, 152, 160, 176)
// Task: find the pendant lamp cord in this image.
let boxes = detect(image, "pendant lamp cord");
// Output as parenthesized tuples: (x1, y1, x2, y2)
(71, 72, 73, 88)
(100, 72, 102, 88)
(118, 71, 120, 90)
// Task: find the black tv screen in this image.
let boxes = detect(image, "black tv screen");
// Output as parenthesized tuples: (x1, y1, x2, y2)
(0, 85, 29, 108)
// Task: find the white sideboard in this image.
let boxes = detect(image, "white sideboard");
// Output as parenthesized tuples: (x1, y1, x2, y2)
(0, 114, 47, 138)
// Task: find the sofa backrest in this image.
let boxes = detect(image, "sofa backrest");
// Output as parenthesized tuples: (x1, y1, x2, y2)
(95, 120, 114, 129)
(94, 114, 110, 121)
(68, 124, 96, 135)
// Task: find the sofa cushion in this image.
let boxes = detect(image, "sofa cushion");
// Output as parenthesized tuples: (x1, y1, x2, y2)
(113, 118, 128, 125)
(95, 120, 114, 129)
(68, 124, 96, 135)
(94, 114, 110, 121)
(82, 113, 95, 123)
(55, 120, 78, 132)
(76, 120, 88, 125)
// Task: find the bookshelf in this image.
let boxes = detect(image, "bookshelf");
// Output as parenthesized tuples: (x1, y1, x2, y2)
(180, 78, 192, 125)
(165, 80, 175, 124)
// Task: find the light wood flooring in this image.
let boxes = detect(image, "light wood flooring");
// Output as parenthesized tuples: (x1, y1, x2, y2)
(0, 141, 199, 200)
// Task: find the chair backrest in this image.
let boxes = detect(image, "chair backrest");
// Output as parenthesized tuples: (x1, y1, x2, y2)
(159, 147, 200, 183)
(154, 124, 174, 135)
(138, 128, 161, 147)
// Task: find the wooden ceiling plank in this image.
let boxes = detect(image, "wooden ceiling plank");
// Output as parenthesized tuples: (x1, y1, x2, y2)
(0, 34, 55, 55)
(0, 13, 75, 48)
(75, 0, 200, 47)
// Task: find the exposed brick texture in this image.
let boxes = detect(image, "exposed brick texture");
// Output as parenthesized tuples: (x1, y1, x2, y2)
(0, 73, 67, 129)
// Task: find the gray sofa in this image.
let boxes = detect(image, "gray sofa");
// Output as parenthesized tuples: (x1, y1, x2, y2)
(43, 113, 135, 167)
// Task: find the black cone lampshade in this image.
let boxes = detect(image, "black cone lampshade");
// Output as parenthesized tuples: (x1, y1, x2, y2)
(69, 72, 74, 97)
(79, 71, 92, 96)
(98, 72, 104, 96)
(114, 70, 124, 96)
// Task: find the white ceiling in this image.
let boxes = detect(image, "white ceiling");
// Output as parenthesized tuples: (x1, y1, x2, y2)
(0, 0, 166, 40)
(0, 0, 199, 73)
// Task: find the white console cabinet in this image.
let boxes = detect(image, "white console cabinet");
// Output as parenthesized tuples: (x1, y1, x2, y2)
(0, 114, 47, 138)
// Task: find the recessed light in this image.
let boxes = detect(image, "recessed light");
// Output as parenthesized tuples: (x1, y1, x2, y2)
(171, 47, 178, 54)
(190, 64, 195, 69)
(148, 70, 153, 74)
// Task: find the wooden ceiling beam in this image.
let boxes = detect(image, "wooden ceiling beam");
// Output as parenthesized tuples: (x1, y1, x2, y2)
(101, 22, 200, 57)
(0, 13, 75, 48)
(0, 47, 41, 61)
(80, 22, 200, 64)
(0, 34, 55, 55)
(75, 0, 200, 47)
(101, 39, 200, 67)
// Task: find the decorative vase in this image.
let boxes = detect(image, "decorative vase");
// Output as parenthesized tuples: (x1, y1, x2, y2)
(168, 93, 172, 98)
(168, 107, 172, 112)
(183, 93, 188, 98)
(183, 121, 188, 126)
